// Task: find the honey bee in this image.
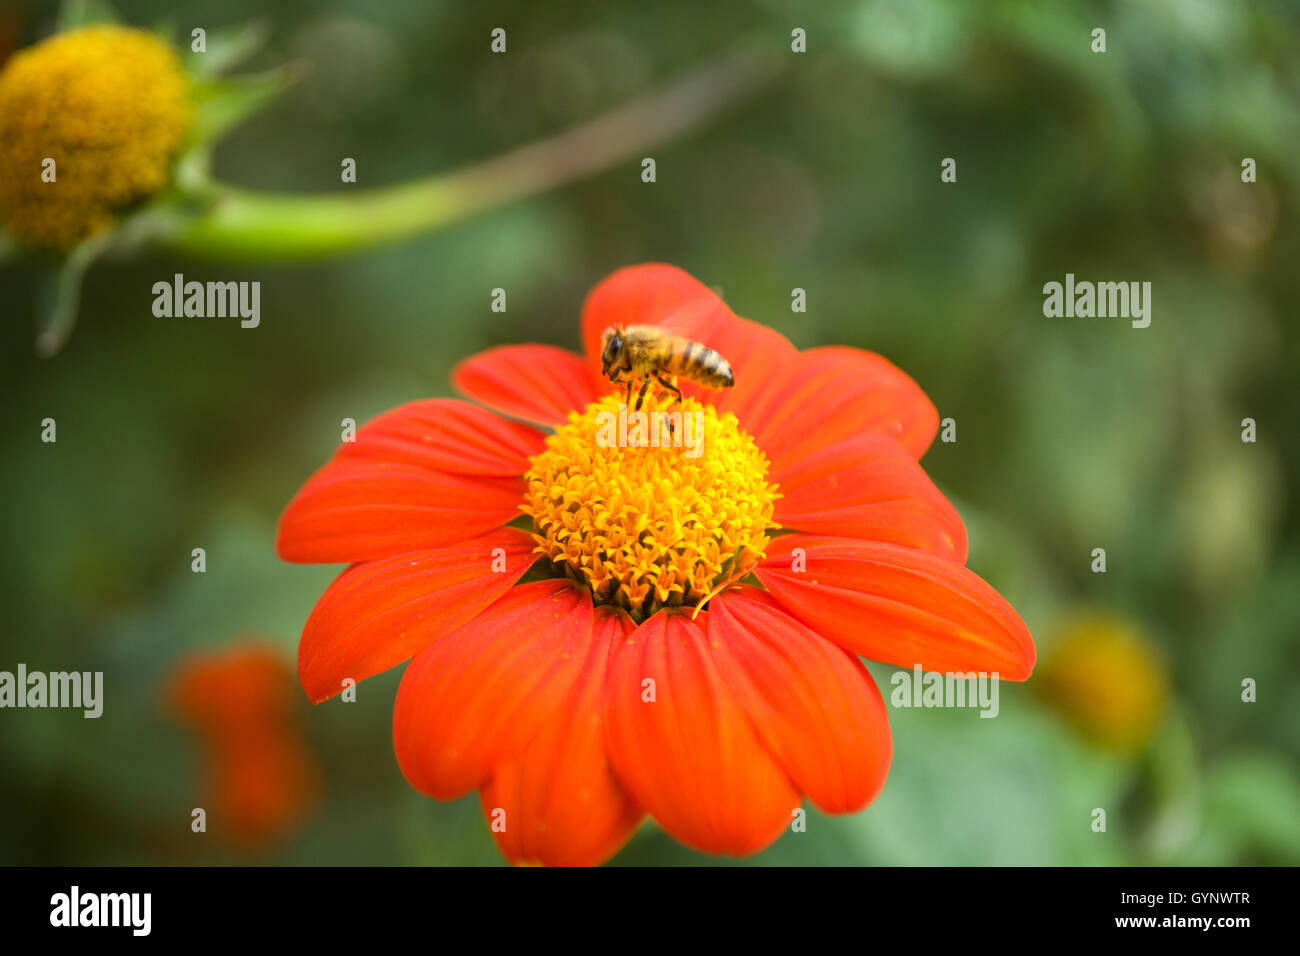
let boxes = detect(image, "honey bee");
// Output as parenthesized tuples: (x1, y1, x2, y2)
(599, 325, 734, 410)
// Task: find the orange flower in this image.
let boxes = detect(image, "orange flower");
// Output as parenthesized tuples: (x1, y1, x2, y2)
(165, 643, 318, 850)
(278, 263, 1034, 865)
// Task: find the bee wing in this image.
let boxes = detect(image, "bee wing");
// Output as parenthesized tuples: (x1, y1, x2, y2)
(646, 286, 731, 345)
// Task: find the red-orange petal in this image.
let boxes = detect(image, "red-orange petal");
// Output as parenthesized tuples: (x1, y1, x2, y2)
(297, 528, 538, 704)
(276, 459, 523, 564)
(709, 315, 800, 419)
(745, 346, 939, 468)
(480, 608, 643, 866)
(708, 588, 892, 814)
(603, 610, 799, 857)
(757, 535, 1035, 680)
(335, 398, 546, 477)
(773, 433, 968, 561)
(453, 344, 601, 427)
(393, 581, 594, 801)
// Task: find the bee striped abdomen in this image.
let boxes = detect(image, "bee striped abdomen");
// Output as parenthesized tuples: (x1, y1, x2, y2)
(669, 337, 734, 388)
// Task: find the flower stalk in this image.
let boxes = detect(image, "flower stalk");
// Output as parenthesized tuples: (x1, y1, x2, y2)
(167, 43, 780, 261)
(2, 6, 781, 353)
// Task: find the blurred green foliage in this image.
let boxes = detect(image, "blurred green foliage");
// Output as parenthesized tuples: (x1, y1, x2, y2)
(1, 0, 1297, 865)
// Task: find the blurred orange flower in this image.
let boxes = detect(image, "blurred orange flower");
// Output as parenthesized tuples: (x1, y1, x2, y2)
(165, 643, 319, 850)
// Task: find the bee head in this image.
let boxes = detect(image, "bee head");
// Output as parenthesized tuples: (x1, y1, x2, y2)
(599, 327, 624, 378)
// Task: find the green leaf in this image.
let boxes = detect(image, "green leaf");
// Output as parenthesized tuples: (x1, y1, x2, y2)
(34, 228, 117, 358)
(1135, 710, 1202, 861)
(16, 191, 210, 356)
(190, 64, 303, 144)
(184, 21, 271, 77)
(1202, 751, 1300, 863)
(843, 677, 1132, 865)
(57, 0, 121, 31)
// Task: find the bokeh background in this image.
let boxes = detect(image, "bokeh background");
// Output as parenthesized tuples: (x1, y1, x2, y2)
(2, 0, 1298, 865)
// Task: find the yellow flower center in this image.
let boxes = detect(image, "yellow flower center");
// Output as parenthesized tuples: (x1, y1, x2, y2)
(0, 26, 192, 249)
(524, 391, 778, 618)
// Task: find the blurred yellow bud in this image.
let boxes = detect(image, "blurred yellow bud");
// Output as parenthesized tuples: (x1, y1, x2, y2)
(1037, 612, 1169, 754)
(0, 26, 191, 249)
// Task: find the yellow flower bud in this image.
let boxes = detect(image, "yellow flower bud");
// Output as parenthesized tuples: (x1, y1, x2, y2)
(0, 26, 191, 249)
(1037, 612, 1169, 754)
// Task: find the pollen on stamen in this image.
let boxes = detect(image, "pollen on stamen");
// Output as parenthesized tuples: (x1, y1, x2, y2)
(522, 391, 778, 618)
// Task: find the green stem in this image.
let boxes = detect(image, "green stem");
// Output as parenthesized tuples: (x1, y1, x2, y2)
(169, 44, 780, 261)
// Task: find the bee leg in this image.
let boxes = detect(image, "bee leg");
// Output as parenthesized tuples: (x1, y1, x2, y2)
(634, 377, 652, 412)
(652, 374, 683, 437)
(624, 376, 633, 407)
(653, 373, 683, 405)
